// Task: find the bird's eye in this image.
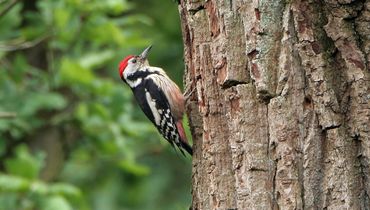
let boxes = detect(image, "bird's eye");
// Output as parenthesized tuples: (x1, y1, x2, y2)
(131, 59, 137, 63)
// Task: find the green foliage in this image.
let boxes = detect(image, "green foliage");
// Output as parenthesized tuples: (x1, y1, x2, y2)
(0, 0, 191, 210)
(4, 145, 44, 179)
(0, 145, 82, 210)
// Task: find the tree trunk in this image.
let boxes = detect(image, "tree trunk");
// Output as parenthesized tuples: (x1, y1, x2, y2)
(178, 0, 370, 209)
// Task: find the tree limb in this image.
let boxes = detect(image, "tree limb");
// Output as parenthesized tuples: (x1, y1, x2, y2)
(0, 0, 19, 18)
(0, 35, 50, 51)
(0, 112, 16, 118)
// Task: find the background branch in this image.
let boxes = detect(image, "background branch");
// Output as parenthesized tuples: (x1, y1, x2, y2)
(0, 0, 19, 18)
(0, 112, 16, 118)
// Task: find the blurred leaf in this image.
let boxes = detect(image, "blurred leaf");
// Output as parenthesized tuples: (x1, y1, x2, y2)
(0, 174, 29, 192)
(79, 0, 132, 15)
(116, 14, 153, 26)
(84, 16, 126, 46)
(53, 9, 80, 47)
(79, 50, 114, 69)
(21, 92, 67, 116)
(21, 12, 48, 39)
(30, 181, 49, 195)
(4, 145, 44, 179)
(75, 102, 88, 121)
(118, 160, 150, 176)
(49, 183, 81, 199)
(54, 7, 71, 29)
(42, 195, 72, 210)
(37, 0, 55, 25)
(0, 4, 22, 40)
(59, 58, 95, 86)
(0, 193, 19, 210)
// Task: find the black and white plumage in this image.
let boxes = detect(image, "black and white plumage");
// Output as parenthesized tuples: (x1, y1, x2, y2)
(118, 46, 192, 156)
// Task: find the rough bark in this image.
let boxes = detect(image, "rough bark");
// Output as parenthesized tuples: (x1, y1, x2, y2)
(178, 0, 370, 209)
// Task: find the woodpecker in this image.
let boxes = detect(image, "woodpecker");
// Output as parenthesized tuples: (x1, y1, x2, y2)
(118, 46, 193, 156)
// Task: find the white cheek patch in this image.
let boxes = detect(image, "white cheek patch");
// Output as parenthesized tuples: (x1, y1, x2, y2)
(123, 63, 138, 78)
(123, 66, 141, 88)
(123, 63, 144, 88)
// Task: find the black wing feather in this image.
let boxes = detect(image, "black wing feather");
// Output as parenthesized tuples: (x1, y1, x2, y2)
(132, 77, 191, 155)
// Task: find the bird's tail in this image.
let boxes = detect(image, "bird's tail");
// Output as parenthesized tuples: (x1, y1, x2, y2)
(181, 141, 193, 156)
(176, 121, 193, 156)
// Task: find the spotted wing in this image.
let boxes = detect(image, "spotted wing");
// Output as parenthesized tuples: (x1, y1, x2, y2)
(132, 77, 188, 155)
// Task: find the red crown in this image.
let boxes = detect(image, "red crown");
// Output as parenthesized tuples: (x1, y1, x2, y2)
(119, 55, 134, 78)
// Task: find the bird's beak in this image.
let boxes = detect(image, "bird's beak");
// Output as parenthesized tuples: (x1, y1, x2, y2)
(139, 45, 152, 60)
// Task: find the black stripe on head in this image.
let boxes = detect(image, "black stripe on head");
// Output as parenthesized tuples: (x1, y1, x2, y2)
(126, 69, 160, 81)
